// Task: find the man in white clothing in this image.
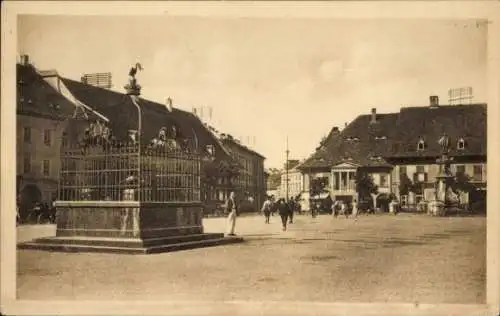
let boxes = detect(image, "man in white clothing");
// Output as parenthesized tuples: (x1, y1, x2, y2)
(225, 191, 237, 236)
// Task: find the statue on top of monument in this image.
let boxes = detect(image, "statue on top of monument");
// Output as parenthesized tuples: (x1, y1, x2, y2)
(128, 62, 143, 87)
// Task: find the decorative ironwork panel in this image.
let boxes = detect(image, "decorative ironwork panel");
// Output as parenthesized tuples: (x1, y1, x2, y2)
(59, 142, 201, 202)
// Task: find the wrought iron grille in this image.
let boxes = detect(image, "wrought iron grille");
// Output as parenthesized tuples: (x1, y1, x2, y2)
(59, 142, 201, 202)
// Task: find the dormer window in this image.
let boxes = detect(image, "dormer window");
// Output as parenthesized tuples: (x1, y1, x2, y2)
(417, 138, 426, 151)
(457, 138, 466, 150)
(375, 136, 387, 140)
(206, 145, 215, 156)
(345, 136, 359, 142)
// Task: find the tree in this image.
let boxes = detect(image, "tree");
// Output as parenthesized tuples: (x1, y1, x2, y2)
(449, 171, 476, 205)
(355, 170, 378, 202)
(201, 158, 241, 202)
(450, 171, 475, 194)
(310, 177, 329, 198)
(399, 173, 416, 196)
(266, 168, 282, 190)
(316, 135, 328, 151)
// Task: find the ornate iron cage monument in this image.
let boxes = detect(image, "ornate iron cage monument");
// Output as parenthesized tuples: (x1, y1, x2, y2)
(20, 64, 242, 254)
(57, 141, 202, 239)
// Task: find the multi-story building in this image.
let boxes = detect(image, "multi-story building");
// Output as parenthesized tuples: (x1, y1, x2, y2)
(15, 57, 97, 221)
(16, 56, 81, 215)
(218, 134, 266, 210)
(299, 96, 487, 211)
(279, 166, 304, 200)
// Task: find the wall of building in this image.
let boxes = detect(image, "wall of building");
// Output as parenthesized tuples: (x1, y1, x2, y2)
(279, 169, 303, 199)
(221, 141, 266, 210)
(391, 162, 487, 205)
(17, 114, 68, 202)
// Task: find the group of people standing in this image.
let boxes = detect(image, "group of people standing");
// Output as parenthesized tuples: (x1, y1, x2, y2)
(331, 199, 358, 220)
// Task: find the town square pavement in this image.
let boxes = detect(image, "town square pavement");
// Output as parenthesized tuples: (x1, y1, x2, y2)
(17, 213, 486, 303)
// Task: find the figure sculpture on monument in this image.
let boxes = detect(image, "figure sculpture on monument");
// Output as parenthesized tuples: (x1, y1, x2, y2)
(128, 63, 143, 87)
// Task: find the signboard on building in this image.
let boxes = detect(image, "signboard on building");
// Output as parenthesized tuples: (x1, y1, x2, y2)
(448, 87, 473, 105)
(81, 72, 113, 89)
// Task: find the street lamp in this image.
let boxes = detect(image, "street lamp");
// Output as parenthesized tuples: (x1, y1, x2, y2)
(286, 136, 289, 201)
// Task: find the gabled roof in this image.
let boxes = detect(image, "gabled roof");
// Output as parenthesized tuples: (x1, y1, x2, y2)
(219, 136, 266, 160)
(16, 64, 75, 121)
(60, 77, 233, 163)
(387, 104, 487, 158)
(299, 103, 486, 171)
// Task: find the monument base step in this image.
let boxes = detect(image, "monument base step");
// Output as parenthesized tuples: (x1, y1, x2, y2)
(17, 233, 244, 254)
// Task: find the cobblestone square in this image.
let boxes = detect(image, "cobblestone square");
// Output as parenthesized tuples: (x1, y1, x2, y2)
(17, 213, 486, 303)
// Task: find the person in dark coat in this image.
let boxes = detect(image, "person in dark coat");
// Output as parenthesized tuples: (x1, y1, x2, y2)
(288, 199, 295, 224)
(277, 198, 290, 231)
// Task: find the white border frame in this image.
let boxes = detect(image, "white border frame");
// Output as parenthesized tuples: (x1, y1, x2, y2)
(2, 2, 499, 315)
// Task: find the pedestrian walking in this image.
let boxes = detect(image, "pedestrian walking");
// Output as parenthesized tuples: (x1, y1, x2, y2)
(332, 200, 339, 218)
(288, 199, 295, 224)
(225, 191, 238, 236)
(339, 201, 348, 219)
(261, 196, 272, 224)
(277, 199, 290, 231)
(351, 199, 358, 220)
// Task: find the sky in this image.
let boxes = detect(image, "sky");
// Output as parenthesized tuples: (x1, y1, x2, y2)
(18, 16, 487, 169)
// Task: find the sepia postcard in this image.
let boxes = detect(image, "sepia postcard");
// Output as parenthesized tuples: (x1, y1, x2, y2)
(1, 1, 499, 315)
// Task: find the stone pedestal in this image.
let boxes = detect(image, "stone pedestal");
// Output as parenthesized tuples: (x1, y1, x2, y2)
(432, 174, 454, 217)
(18, 201, 243, 254)
(124, 84, 141, 96)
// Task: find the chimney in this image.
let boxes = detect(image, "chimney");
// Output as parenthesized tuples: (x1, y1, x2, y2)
(332, 126, 339, 133)
(20, 54, 29, 66)
(370, 108, 377, 123)
(429, 95, 439, 107)
(166, 97, 173, 112)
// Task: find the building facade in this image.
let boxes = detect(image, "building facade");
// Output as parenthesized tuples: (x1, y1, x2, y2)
(279, 167, 304, 200)
(219, 135, 266, 210)
(16, 56, 78, 213)
(299, 96, 487, 211)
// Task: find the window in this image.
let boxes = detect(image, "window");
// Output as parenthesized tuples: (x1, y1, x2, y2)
(457, 138, 466, 150)
(23, 155, 31, 173)
(42, 160, 50, 177)
(379, 174, 388, 188)
(399, 166, 407, 175)
(400, 195, 408, 207)
(456, 164, 466, 175)
(416, 165, 425, 173)
(417, 139, 426, 151)
(415, 195, 424, 205)
(23, 127, 31, 143)
(62, 132, 68, 148)
(473, 165, 483, 182)
(44, 130, 52, 146)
